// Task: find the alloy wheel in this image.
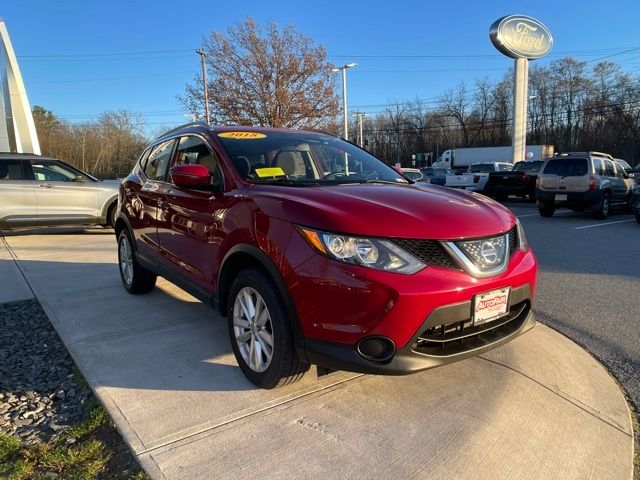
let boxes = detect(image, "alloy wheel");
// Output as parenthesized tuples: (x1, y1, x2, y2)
(233, 287, 274, 373)
(118, 236, 134, 287)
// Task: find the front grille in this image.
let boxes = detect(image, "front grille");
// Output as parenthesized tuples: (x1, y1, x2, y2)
(412, 300, 530, 357)
(394, 224, 518, 272)
(508, 225, 518, 257)
(393, 239, 459, 269)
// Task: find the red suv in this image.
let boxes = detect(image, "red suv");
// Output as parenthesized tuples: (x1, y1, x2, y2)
(115, 124, 537, 388)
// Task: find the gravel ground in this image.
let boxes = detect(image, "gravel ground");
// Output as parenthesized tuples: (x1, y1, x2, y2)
(0, 299, 95, 444)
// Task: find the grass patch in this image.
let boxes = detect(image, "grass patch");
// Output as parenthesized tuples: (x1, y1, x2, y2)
(0, 404, 148, 480)
(0, 434, 22, 463)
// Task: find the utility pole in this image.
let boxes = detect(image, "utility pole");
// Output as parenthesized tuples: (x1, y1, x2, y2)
(351, 111, 369, 147)
(195, 49, 210, 124)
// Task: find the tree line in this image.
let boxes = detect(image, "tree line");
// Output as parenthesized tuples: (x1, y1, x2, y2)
(355, 59, 640, 167)
(32, 107, 148, 179)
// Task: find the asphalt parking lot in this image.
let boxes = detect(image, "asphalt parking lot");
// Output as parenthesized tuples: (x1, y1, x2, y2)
(506, 201, 640, 416)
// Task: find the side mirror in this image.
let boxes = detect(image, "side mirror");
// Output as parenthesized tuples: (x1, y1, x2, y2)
(170, 164, 212, 189)
(74, 175, 85, 182)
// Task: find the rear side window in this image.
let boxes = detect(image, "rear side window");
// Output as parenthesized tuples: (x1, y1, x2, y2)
(0, 160, 27, 180)
(542, 158, 588, 177)
(144, 140, 175, 181)
(592, 158, 604, 176)
(469, 163, 493, 173)
(604, 160, 615, 177)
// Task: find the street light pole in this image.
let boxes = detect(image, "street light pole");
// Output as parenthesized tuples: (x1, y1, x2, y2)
(351, 111, 369, 147)
(332, 63, 357, 141)
(195, 49, 210, 124)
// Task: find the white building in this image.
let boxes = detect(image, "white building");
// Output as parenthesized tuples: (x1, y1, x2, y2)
(0, 18, 40, 154)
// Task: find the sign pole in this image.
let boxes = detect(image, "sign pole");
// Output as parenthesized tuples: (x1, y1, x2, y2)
(512, 57, 529, 163)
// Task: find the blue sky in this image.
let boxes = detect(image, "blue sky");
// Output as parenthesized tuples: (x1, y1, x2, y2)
(3, 0, 640, 133)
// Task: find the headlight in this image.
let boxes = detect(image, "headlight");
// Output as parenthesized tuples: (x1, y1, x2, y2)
(515, 218, 528, 252)
(297, 227, 426, 274)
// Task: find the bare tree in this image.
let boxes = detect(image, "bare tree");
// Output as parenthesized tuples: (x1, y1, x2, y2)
(180, 18, 339, 128)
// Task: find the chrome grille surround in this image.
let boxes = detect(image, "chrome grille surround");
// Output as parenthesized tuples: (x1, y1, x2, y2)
(443, 232, 511, 278)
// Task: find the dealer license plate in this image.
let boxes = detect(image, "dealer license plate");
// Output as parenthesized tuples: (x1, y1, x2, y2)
(473, 288, 510, 326)
(555, 194, 567, 201)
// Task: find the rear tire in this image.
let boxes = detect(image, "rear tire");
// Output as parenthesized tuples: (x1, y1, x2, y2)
(538, 202, 555, 217)
(117, 230, 156, 294)
(593, 193, 610, 220)
(227, 268, 309, 389)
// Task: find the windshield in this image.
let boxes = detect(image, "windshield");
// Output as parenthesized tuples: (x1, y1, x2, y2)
(543, 158, 588, 176)
(216, 131, 406, 185)
(514, 161, 544, 172)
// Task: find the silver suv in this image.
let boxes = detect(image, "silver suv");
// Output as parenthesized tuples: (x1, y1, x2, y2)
(0, 153, 120, 229)
(536, 152, 634, 219)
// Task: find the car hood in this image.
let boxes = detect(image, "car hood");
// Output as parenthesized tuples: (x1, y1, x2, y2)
(250, 183, 515, 240)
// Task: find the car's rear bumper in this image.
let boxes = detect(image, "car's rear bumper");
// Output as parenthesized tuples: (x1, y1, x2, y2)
(536, 189, 604, 208)
(485, 184, 533, 196)
(304, 286, 536, 375)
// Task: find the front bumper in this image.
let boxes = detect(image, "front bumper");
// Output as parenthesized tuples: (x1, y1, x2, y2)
(631, 191, 640, 213)
(287, 237, 538, 374)
(304, 287, 535, 374)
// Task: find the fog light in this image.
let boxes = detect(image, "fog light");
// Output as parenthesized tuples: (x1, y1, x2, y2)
(356, 337, 396, 362)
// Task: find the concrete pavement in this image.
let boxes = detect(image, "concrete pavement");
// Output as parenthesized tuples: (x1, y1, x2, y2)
(1, 228, 634, 479)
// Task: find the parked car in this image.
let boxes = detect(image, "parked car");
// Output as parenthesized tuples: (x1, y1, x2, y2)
(445, 162, 513, 191)
(115, 124, 537, 389)
(536, 152, 634, 219)
(400, 168, 424, 182)
(419, 166, 452, 186)
(0, 153, 119, 230)
(484, 160, 544, 201)
(632, 185, 640, 223)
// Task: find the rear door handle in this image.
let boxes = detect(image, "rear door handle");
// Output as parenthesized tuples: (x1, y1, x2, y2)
(39, 183, 53, 188)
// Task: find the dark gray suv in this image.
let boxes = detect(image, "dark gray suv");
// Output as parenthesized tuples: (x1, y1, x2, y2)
(536, 152, 634, 219)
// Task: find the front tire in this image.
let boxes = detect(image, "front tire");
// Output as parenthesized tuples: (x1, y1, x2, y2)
(593, 193, 610, 220)
(103, 202, 118, 229)
(117, 230, 156, 294)
(538, 201, 555, 217)
(227, 268, 309, 389)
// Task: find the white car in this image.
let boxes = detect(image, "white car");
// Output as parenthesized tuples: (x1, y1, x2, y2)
(0, 153, 120, 229)
(445, 162, 513, 191)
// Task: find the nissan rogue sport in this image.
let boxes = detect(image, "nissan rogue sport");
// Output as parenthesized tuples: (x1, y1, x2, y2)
(115, 124, 537, 388)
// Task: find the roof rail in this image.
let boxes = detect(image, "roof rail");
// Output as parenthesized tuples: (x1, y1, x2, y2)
(301, 128, 339, 137)
(157, 121, 209, 139)
(553, 151, 613, 159)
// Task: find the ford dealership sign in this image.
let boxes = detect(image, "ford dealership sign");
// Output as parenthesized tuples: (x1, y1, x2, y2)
(489, 15, 553, 60)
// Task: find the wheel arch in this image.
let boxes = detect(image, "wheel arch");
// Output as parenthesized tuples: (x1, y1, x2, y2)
(100, 193, 119, 221)
(217, 244, 308, 362)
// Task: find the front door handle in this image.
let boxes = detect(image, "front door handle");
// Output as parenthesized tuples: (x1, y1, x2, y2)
(39, 183, 53, 188)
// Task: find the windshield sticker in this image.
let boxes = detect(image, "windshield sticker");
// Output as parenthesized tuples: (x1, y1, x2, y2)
(218, 132, 266, 139)
(255, 167, 286, 178)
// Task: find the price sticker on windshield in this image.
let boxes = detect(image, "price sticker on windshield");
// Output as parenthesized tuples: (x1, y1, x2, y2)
(218, 132, 266, 139)
(255, 167, 286, 178)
